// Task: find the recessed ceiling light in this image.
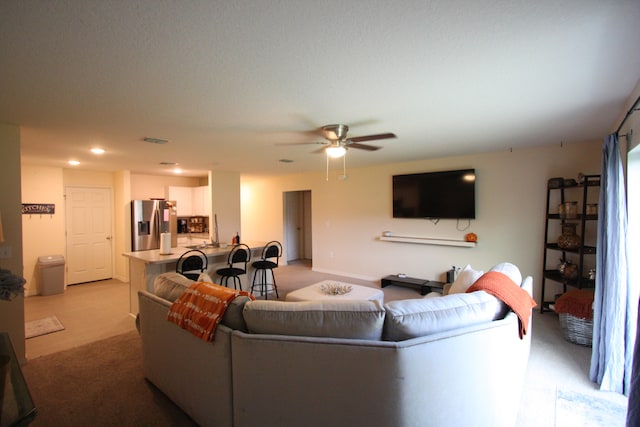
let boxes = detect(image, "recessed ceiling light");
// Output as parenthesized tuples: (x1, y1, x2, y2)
(90, 147, 105, 155)
(68, 160, 80, 166)
(173, 168, 183, 174)
(144, 137, 169, 144)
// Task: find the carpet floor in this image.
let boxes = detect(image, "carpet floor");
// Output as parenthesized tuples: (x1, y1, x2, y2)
(21, 331, 197, 427)
(555, 388, 627, 426)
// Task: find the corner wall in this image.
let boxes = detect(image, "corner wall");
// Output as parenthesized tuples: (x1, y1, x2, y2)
(0, 123, 25, 361)
(21, 165, 65, 295)
(242, 140, 602, 305)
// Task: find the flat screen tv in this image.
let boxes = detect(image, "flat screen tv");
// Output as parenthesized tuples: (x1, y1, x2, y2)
(392, 169, 476, 219)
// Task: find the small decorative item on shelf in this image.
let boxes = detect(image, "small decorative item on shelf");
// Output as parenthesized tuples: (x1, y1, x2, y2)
(586, 204, 598, 215)
(588, 268, 596, 280)
(564, 201, 578, 219)
(557, 223, 581, 249)
(558, 203, 566, 218)
(560, 260, 578, 280)
(320, 281, 353, 295)
(464, 233, 478, 242)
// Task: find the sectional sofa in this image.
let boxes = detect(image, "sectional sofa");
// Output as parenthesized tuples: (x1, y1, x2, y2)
(137, 265, 532, 427)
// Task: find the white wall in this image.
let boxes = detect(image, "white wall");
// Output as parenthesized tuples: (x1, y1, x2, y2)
(211, 170, 241, 244)
(114, 170, 131, 282)
(242, 140, 602, 304)
(0, 123, 25, 361)
(21, 165, 66, 295)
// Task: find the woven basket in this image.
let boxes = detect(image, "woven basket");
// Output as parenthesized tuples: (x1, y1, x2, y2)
(559, 313, 593, 346)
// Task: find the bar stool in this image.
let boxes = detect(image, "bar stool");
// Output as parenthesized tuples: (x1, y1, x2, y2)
(216, 244, 250, 290)
(176, 249, 208, 280)
(250, 241, 282, 299)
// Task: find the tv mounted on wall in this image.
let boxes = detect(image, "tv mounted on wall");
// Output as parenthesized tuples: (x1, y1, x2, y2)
(392, 169, 476, 219)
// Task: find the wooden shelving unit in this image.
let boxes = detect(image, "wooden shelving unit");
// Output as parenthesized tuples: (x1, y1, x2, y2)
(539, 175, 599, 313)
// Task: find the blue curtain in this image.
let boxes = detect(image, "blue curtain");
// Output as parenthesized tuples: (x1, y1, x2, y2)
(590, 133, 633, 395)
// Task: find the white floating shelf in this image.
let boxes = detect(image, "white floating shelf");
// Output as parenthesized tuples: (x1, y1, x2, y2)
(379, 236, 476, 248)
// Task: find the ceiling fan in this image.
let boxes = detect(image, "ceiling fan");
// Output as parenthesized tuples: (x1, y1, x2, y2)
(279, 124, 397, 158)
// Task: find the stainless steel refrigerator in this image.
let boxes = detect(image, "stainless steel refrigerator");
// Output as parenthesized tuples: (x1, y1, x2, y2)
(131, 200, 178, 251)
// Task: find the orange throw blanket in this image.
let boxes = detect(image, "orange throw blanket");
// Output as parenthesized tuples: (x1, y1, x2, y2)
(467, 272, 537, 339)
(167, 282, 254, 342)
(554, 289, 594, 319)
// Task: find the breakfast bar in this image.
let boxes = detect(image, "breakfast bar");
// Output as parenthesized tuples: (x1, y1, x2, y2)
(123, 242, 265, 315)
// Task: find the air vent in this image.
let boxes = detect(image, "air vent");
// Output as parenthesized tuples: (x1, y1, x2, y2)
(144, 137, 169, 144)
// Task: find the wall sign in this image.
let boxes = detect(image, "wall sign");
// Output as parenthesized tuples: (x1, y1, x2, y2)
(21, 203, 55, 214)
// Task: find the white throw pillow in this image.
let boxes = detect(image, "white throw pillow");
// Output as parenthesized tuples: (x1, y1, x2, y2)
(488, 262, 522, 286)
(197, 272, 214, 283)
(423, 291, 442, 299)
(448, 264, 484, 294)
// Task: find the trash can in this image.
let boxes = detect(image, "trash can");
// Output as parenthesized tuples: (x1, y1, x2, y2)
(38, 255, 65, 296)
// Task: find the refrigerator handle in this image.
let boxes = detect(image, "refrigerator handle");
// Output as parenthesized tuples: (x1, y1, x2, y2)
(155, 204, 162, 235)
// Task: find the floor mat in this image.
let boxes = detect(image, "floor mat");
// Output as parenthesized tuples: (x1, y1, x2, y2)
(25, 316, 65, 339)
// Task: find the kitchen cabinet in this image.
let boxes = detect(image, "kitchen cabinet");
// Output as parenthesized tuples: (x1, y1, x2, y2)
(192, 186, 211, 216)
(168, 186, 193, 216)
(168, 185, 210, 217)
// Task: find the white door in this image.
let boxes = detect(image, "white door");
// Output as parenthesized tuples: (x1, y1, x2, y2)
(65, 187, 113, 284)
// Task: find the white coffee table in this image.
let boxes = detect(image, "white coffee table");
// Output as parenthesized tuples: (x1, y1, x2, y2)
(285, 280, 384, 303)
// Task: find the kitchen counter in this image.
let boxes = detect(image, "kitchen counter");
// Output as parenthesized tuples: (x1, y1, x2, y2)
(123, 241, 265, 314)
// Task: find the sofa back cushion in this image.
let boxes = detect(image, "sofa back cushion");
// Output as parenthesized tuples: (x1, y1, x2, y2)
(153, 272, 193, 301)
(243, 300, 386, 340)
(383, 291, 505, 341)
(152, 271, 251, 332)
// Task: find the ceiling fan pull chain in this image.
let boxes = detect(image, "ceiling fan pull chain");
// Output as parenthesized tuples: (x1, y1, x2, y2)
(338, 154, 349, 181)
(326, 153, 329, 181)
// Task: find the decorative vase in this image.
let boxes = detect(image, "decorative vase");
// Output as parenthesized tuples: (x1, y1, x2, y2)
(557, 223, 581, 250)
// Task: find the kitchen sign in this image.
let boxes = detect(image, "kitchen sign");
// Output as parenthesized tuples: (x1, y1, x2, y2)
(21, 203, 55, 214)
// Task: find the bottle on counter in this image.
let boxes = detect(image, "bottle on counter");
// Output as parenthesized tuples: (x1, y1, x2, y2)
(233, 232, 240, 244)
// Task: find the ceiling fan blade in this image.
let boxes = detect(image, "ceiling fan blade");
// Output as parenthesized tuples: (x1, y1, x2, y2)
(348, 142, 381, 151)
(275, 141, 327, 146)
(312, 146, 328, 154)
(348, 132, 396, 143)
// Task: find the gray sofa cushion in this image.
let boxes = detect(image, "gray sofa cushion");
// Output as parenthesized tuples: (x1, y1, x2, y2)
(152, 271, 250, 332)
(153, 272, 193, 301)
(383, 291, 504, 341)
(243, 300, 386, 340)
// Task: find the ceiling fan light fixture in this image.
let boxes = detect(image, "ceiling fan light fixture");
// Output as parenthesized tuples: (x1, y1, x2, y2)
(326, 145, 346, 158)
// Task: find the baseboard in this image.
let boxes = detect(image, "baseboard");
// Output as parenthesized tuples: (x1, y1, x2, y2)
(114, 274, 129, 283)
(310, 267, 379, 282)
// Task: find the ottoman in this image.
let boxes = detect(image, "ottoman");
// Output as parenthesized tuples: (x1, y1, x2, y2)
(285, 280, 384, 304)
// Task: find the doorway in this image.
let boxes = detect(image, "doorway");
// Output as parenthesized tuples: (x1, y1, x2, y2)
(65, 187, 114, 284)
(283, 190, 312, 263)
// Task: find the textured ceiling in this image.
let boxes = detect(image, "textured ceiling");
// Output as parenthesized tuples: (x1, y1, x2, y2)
(1, 0, 639, 177)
